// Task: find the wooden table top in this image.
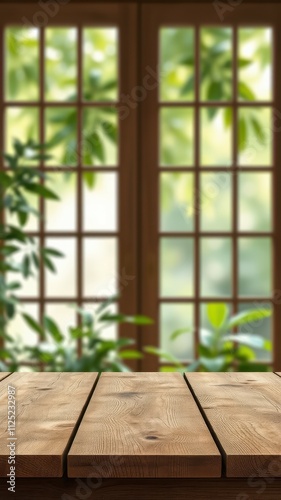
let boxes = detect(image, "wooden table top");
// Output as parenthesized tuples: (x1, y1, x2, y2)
(0, 372, 281, 479)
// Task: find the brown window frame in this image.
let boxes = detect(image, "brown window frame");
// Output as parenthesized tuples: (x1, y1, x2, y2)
(140, 2, 281, 372)
(0, 2, 281, 372)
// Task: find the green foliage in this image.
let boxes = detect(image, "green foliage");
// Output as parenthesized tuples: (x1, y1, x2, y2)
(1, 298, 153, 372)
(0, 138, 63, 340)
(145, 303, 272, 372)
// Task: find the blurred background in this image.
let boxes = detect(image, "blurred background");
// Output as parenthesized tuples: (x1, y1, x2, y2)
(0, 21, 275, 372)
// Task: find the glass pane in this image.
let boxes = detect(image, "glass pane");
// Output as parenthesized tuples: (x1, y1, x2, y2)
(200, 238, 232, 297)
(5, 27, 39, 101)
(45, 107, 77, 166)
(160, 173, 194, 232)
(46, 237, 76, 297)
(160, 107, 194, 166)
(200, 27, 232, 101)
(45, 28, 77, 102)
(83, 173, 117, 231)
(200, 107, 232, 166)
(238, 302, 272, 362)
(238, 173, 271, 232)
(6, 107, 39, 157)
(238, 238, 272, 296)
(45, 304, 76, 340)
(238, 107, 272, 166)
(83, 238, 117, 297)
(160, 303, 194, 361)
(45, 173, 76, 232)
(160, 28, 195, 102)
(238, 28, 272, 102)
(7, 239, 39, 298)
(84, 302, 118, 341)
(160, 238, 194, 297)
(7, 303, 39, 351)
(83, 108, 118, 166)
(83, 28, 118, 102)
(200, 172, 232, 232)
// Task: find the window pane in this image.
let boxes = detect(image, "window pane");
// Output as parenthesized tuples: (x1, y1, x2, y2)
(200, 27, 232, 101)
(160, 28, 195, 102)
(45, 173, 76, 232)
(83, 173, 118, 231)
(238, 28, 272, 102)
(6, 107, 39, 157)
(7, 303, 39, 351)
(160, 238, 194, 297)
(238, 107, 272, 166)
(46, 237, 76, 297)
(45, 304, 76, 340)
(238, 302, 272, 362)
(45, 107, 77, 166)
(83, 28, 118, 102)
(83, 238, 117, 297)
(83, 302, 118, 341)
(238, 238, 272, 296)
(238, 173, 272, 232)
(5, 27, 39, 101)
(160, 107, 194, 166)
(200, 238, 232, 297)
(160, 173, 194, 232)
(83, 108, 118, 166)
(200, 172, 232, 232)
(45, 28, 77, 102)
(200, 107, 232, 166)
(160, 303, 194, 361)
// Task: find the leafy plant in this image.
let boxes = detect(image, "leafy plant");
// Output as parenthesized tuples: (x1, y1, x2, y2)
(145, 303, 272, 372)
(1, 298, 153, 372)
(0, 138, 63, 346)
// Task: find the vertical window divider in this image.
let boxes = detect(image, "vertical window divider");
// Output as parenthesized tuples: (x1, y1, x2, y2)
(194, 26, 200, 358)
(232, 26, 239, 321)
(39, 27, 46, 369)
(77, 25, 83, 357)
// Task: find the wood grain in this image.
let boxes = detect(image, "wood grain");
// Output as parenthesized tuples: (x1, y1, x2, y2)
(0, 372, 98, 477)
(275, 373, 281, 377)
(185, 373, 281, 478)
(1, 478, 281, 500)
(68, 372, 221, 478)
(0, 372, 11, 382)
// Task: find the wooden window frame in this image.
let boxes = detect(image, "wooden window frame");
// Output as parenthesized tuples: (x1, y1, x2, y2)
(0, 3, 139, 369)
(140, 2, 281, 372)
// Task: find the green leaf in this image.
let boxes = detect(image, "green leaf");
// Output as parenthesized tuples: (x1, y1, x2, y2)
(101, 122, 118, 143)
(238, 81, 255, 101)
(207, 303, 228, 329)
(22, 255, 30, 278)
(44, 316, 64, 343)
(237, 362, 269, 372)
(83, 171, 96, 189)
(22, 313, 44, 336)
(207, 81, 223, 101)
(144, 346, 183, 367)
(170, 327, 192, 341)
(238, 116, 247, 151)
(25, 184, 59, 200)
(88, 132, 105, 163)
(42, 254, 56, 273)
(238, 58, 253, 68)
(119, 350, 143, 359)
(180, 75, 194, 96)
(224, 334, 270, 350)
(251, 117, 266, 144)
(224, 107, 232, 128)
(17, 210, 28, 227)
(227, 308, 272, 330)
(201, 356, 226, 372)
(100, 313, 153, 325)
(43, 248, 64, 258)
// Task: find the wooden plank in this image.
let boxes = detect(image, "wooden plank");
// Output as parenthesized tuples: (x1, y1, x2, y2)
(68, 372, 221, 478)
(185, 373, 281, 478)
(1, 478, 281, 500)
(275, 372, 281, 377)
(0, 372, 11, 382)
(0, 372, 98, 477)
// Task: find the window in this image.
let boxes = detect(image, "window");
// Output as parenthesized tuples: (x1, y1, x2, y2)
(1, 2, 281, 371)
